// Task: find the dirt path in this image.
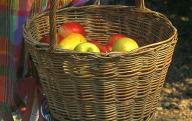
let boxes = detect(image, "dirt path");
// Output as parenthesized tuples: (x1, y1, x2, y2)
(155, 79, 192, 121)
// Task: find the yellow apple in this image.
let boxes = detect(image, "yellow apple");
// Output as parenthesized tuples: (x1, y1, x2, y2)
(112, 37, 139, 52)
(58, 33, 87, 50)
(74, 42, 100, 53)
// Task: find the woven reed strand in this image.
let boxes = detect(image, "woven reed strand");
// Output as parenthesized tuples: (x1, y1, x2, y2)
(23, 3, 177, 121)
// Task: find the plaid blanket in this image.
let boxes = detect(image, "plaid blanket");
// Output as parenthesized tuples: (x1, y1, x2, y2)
(0, 1, 93, 120)
(0, 0, 35, 106)
(0, 1, 36, 120)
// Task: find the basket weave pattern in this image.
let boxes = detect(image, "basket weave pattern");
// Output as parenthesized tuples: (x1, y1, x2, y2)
(24, 1, 177, 121)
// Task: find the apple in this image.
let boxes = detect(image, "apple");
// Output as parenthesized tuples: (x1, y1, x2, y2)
(74, 42, 100, 53)
(39, 35, 50, 44)
(107, 33, 125, 50)
(112, 37, 139, 52)
(58, 33, 87, 50)
(90, 40, 110, 53)
(57, 34, 64, 44)
(39, 34, 63, 44)
(105, 45, 112, 52)
(58, 22, 86, 38)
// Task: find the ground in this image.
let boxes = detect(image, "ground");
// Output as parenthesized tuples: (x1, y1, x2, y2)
(156, 79, 192, 121)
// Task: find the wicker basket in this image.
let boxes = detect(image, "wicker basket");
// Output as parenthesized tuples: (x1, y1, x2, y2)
(23, 0, 177, 120)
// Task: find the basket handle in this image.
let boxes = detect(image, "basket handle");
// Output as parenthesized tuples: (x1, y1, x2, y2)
(135, 0, 146, 9)
(49, 0, 146, 51)
(49, 0, 57, 51)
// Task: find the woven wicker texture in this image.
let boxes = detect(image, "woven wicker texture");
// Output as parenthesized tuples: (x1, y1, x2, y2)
(23, 0, 177, 120)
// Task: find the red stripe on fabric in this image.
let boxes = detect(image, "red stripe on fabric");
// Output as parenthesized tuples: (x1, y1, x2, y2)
(0, 38, 7, 65)
(0, 37, 8, 54)
(0, 0, 33, 16)
(0, 0, 7, 10)
(19, 0, 34, 12)
(16, 76, 37, 99)
(7, 77, 14, 107)
(16, 10, 31, 16)
(18, 0, 27, 12)
(0, 5, 7, 11)
(0, 54, 7, 65)
(0, 5, 30, 16)
(0, 0, 33, 15)
(0, 76, 6, 102)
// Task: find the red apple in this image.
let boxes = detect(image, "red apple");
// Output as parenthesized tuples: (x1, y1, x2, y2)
(112, 37, 139, 52)
(39, 35, 50, 44)
(57, 34, 63, 44)
(107, 33, 125, 47)
(58, 22, 86, 38)
(90, 40, 110, 53)
(105, 45, 112, 52)
(39, 34, 63, 44)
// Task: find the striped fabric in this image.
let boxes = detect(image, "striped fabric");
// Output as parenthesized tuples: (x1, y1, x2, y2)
(0, 0, 91, 120)
(0, 0, 36, 107)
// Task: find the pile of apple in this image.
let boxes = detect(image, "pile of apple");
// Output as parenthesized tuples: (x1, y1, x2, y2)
(40, 22, 139, 53)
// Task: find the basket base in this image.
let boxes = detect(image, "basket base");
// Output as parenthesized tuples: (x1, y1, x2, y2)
(51, 112, 156, 121)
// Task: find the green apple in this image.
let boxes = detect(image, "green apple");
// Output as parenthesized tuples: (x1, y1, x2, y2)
(74, 42, 100, 53)
(58, 33, 87, 50)
(112, 37, 139, 52)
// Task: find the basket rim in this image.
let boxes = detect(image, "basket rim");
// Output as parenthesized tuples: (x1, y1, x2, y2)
(24, 5, 177, 58)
